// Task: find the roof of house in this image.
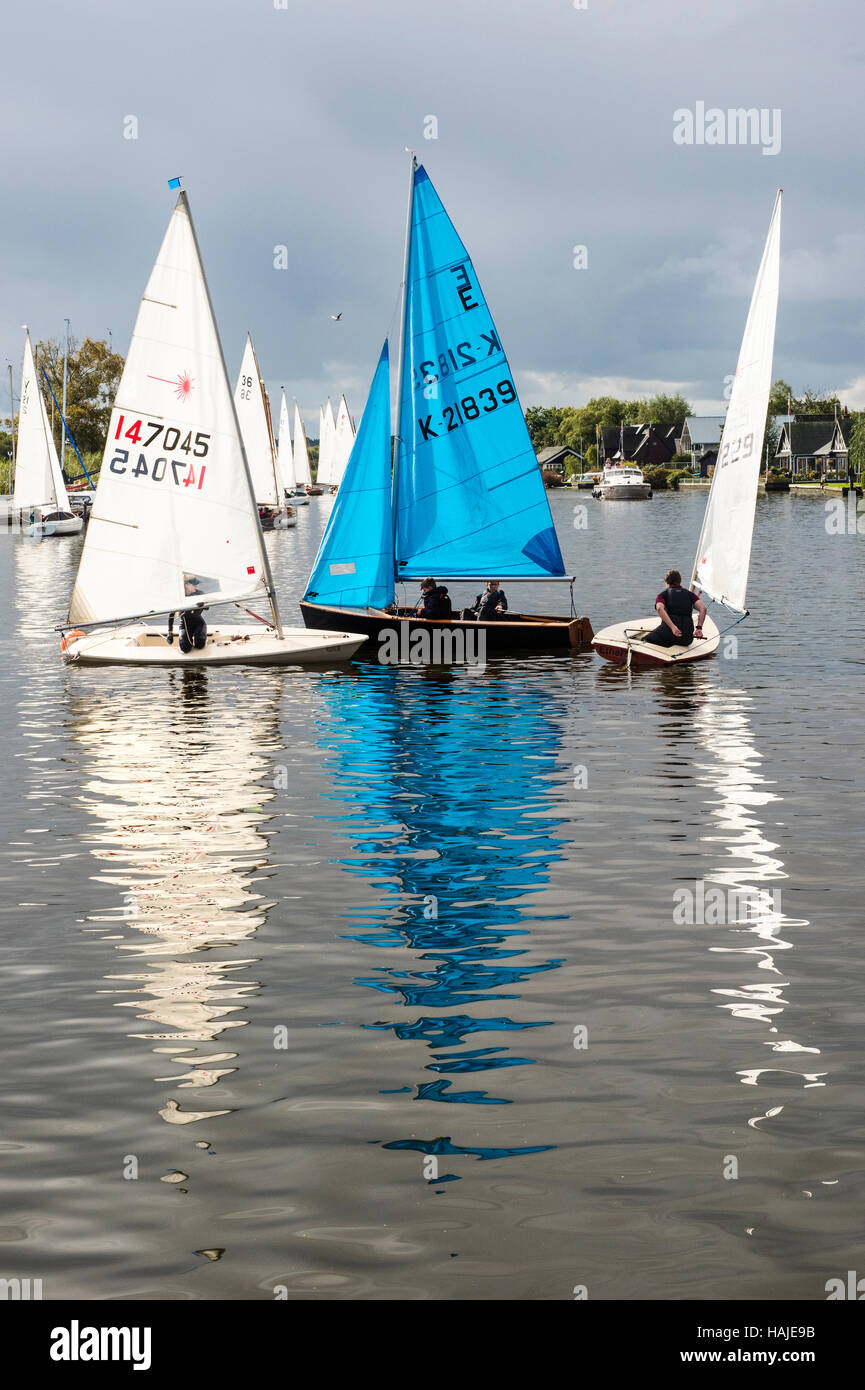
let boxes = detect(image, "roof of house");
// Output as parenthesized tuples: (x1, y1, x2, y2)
(536, 445, 580, 464)
(776, 418, 851, 456)
(682, 416, 726, 446)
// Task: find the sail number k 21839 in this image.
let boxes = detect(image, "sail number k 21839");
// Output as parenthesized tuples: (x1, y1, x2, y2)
(416, 380, 516, 440)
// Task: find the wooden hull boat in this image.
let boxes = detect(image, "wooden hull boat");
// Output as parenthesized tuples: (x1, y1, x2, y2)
(592, 614, 720, 667)
(301, 601, 594, 653)
(305, 486, 323, 496)
(61, 622, 364, 667)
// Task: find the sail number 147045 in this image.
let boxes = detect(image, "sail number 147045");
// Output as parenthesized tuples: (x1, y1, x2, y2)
(109, 414, 211, 490)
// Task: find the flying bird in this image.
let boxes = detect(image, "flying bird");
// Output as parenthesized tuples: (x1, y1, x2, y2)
(331, 312, 342, 321)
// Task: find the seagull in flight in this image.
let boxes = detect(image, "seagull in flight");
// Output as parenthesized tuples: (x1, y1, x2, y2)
(331, 312, 342, 321)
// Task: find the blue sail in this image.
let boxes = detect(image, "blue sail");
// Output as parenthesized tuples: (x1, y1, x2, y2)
(304, 342, 393, 609)
(395, 165, 565, 580)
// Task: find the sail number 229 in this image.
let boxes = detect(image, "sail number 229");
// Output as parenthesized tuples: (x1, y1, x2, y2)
(718, 432, 754, 469)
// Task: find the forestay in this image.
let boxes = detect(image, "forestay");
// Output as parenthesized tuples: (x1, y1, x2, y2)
(395, 164, 565, 580)
(68, 192, 270, 627)
(13, 331, 58, 510)
(293, 404, 312, 487)
(304, 343, 393, 609)
(234, 334, 280, 505)
(277, 389, 296, 493)
(691, 191, 782, 613)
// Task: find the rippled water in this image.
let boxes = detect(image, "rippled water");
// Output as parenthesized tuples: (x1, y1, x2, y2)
(1, 489, 863, 1300)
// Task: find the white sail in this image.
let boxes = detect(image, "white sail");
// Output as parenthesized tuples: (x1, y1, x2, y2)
(13, 331, 56, 510)
(692, 191, 782, 613)
(332, 393, 356, 486)
(69, 192, 271, 627)
(234, 335, 280, 506)
(293, 404, 312, 487)
(317, 400, 336, 486)
(276, 389, 295, 493)
(42, 388, 71, 511)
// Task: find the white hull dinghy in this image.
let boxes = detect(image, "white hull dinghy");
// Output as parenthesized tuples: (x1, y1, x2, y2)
(594, 191, 782, 669)
(12, 329, 84, 537)
(592, 614, 720, 667)
(59, 186, 363, 669)
(61, 622, 361, 666)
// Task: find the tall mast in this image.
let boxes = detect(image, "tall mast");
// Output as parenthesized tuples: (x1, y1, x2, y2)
(180, 192, 284, 637)
(391, 153, 417, 576)
(8, 362, 14, 488)
(60, 319, 70, 483)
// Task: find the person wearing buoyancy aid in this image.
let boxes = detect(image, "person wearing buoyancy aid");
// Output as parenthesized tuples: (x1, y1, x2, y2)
(414, 577, 452, 619)
(645, 568, 707, 648)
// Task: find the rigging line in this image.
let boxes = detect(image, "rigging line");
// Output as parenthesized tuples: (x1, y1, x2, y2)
(40, 368, 96, 486)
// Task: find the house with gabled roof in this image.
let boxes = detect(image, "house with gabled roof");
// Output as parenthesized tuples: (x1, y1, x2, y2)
(600, 422, 682, 467)
(774, 416, 851, 477)
(677, 417, 726, 459)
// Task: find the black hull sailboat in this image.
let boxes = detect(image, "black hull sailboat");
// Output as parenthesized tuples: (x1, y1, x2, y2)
(301, 600, 593, 652)
(300, 159, 590, 657)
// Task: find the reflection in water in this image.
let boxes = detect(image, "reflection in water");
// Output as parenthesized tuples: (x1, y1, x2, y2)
(69, 670, 281, 1135)
(691, 682, 826, 1119)
(314, 662, 570, 1174)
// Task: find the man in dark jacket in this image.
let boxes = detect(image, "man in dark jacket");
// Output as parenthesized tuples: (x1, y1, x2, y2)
(472, 579, 508, 621)
(415, 577, 452, 619)
(645, 569, 706, 647)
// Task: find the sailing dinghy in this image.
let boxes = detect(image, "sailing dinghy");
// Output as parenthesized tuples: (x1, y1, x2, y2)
(331, 394, 355, 489)
(293, 403, 318, 494)
(59, 190, 363, 667)
(13, 330, 83, 537)
(234, 334, 295, 529)
(593, 191, 781, 668)
(316, 400, 337, 491)
(301, 159, 593, 653)
(277, 389, 307, 503)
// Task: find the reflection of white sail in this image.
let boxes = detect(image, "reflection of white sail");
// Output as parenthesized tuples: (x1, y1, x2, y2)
(72, 678, 279, 1123)
(694, 690, 825, 1107)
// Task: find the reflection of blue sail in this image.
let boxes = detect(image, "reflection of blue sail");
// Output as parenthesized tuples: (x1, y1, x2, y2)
(315, 665, 568, 1169)
(304, 343, 393, 609)
(396, 165, 565, 580)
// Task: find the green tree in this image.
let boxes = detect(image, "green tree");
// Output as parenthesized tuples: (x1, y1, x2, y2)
(525, 406, 568, 449)
(630, 392, 692, 424)
(848, 412, 865, 481)
(37, 336, 125, 458)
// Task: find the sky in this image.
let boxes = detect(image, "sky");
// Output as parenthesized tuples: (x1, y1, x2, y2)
(2, 0, 864, 431)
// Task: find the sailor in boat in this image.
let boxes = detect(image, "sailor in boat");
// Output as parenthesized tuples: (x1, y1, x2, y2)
(469, 579, 508, 621)
(414, 577, 452, 619)
(644, 569, 707, 649)
(166, 578, 208, 653)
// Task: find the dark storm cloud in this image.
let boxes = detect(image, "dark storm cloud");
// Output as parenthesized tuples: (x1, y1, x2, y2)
(2, 0, 863, 425)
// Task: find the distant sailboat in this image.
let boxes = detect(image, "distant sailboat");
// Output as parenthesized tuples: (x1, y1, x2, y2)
(276, 389, 307, 504)
(301, 158, 593, 652)
(293, 403, 317, 494)
(593, 190, 782, 667)
(234, 335, 295, 529)
(331, 393, 356, 489)
(59, 190, 363, 666)
(316, 399, 336, 490)
(12, 330, 82, 536)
